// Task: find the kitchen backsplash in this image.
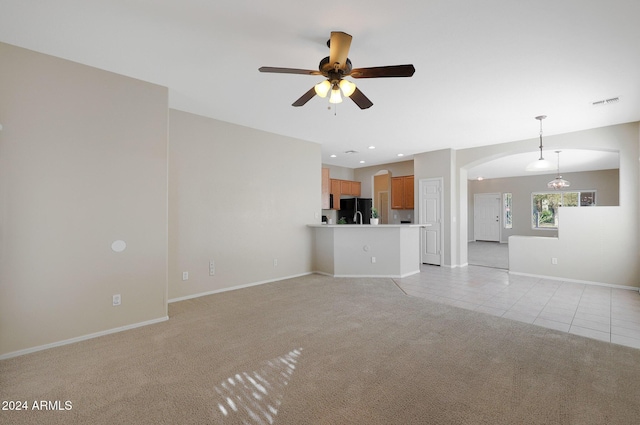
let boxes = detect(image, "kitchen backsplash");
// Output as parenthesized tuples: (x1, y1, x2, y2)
(321, 208, 414, 224)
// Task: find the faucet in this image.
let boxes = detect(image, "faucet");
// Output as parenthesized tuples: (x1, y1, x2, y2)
(354, 211, 363, 225)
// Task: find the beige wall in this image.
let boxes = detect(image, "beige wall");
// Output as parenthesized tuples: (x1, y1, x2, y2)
(0, 43, 169, 357)
(323, 164, 354, 181)
(168, 110, 320, 300)
(468, 169, 620, 242)
(0, 43, 321, 358)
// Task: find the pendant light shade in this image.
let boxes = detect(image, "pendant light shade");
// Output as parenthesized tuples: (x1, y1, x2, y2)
(526, 115, 554, 171)
(547, 150, 570, 190)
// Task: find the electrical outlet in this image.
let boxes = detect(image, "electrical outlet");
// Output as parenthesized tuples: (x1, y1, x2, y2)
(209, 260, 215, 276)
(182, 271, 189, 280)
(112, 294, 121, 306)
(371, 257, 376, 263)
(273, 259, 278, 267)
(551, 258, 558, 265)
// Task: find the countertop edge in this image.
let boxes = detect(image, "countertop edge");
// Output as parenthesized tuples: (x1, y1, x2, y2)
(307, 224, 430, 228)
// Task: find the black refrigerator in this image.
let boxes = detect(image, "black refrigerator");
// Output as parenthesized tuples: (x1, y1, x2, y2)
(338, 198, 372, 224)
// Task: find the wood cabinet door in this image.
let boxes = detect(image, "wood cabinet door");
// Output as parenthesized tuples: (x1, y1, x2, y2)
(340, 180, 352, 195)
(404, 175, 414, 209)
(391, 177, 404, 209)
(351, 181, 361, 197)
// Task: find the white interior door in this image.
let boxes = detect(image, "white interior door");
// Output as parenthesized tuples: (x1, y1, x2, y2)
(420, 178, 442, 265)
(473, 193, 501, 242)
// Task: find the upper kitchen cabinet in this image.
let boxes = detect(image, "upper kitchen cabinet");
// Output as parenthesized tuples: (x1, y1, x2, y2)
(332, 179, 361, 197)
(340, 180, 361, 197)
(391, 175, 414, 209)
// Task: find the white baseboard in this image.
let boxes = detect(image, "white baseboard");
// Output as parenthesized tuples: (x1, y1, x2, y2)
(508, 271, 639, 291)
(168, 272, 313, 303)
(313, 269, 420, 279)
(0, 316, 169, 360)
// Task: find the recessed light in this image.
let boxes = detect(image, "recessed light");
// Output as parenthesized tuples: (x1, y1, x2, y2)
(397, 153, 404, 157)
(368, 146, 375, 150)
(330, 154, 336, 158)
(477, 177, 484, 181)
(359, 160, 365, 164)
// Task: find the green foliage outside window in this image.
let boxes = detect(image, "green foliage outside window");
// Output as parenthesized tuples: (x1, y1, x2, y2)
(532, 191, 595, 230)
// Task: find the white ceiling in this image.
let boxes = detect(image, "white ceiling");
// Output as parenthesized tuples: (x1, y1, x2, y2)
(1, 1, 638, 174)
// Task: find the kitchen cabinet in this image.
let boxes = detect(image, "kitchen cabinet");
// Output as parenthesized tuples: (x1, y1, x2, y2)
(340, 180, 361, 197)
(330, 178, 362, 209)
(391, 175, 414, 209)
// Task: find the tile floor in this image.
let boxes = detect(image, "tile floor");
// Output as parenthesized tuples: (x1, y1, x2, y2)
(395, 264, 640, 350)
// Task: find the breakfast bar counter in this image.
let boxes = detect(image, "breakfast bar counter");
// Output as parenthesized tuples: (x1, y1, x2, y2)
(308, 224, 427, 278)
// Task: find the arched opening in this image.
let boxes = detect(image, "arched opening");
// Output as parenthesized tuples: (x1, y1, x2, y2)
(462, 148, 620, 268)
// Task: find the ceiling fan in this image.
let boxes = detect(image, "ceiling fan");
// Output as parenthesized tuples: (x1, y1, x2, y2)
(259, 31, 415, 109)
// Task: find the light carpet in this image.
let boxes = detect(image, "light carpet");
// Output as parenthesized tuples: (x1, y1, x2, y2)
(2, 274, 640, 424)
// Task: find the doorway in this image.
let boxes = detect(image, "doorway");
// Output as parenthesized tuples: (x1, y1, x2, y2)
(473, 193, 501, 242)
(373, 171, 391, 224)
(419, 178, 443, 265)
(378, 191, 390, 224)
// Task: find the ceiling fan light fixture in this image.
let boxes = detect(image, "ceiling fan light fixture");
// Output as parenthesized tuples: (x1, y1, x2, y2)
(329, 85, 342, 104)
(314, 80, 331, 98)
(339, 79, 356, 97)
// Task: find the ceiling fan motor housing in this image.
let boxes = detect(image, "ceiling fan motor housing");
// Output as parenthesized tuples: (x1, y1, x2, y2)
(319, 57, 353, 80)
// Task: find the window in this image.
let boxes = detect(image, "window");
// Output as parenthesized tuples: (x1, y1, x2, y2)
(503, 193, 512, 229)
(531, 191, 596, 230)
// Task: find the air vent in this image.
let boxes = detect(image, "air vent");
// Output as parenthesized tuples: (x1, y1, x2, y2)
(592, 96, 620, 106)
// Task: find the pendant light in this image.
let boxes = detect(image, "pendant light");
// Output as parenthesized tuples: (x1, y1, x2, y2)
(526, 115, 554, 171)
(547, 151, 570, 190)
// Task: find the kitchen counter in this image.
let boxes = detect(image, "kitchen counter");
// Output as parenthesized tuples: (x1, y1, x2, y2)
(308, 224, 427, 228)
(308, 224, 429, 278)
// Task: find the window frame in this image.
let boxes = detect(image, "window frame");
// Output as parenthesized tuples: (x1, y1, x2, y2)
(531, 190, 596, 230)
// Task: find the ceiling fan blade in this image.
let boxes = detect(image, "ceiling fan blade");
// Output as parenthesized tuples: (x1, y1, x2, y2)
(292, 87, 317, 107)
(329, 31, 352, 70)
(349, 87, 373, 109)
(259, 67, 322, 76)
(350, 64, 415, 78)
